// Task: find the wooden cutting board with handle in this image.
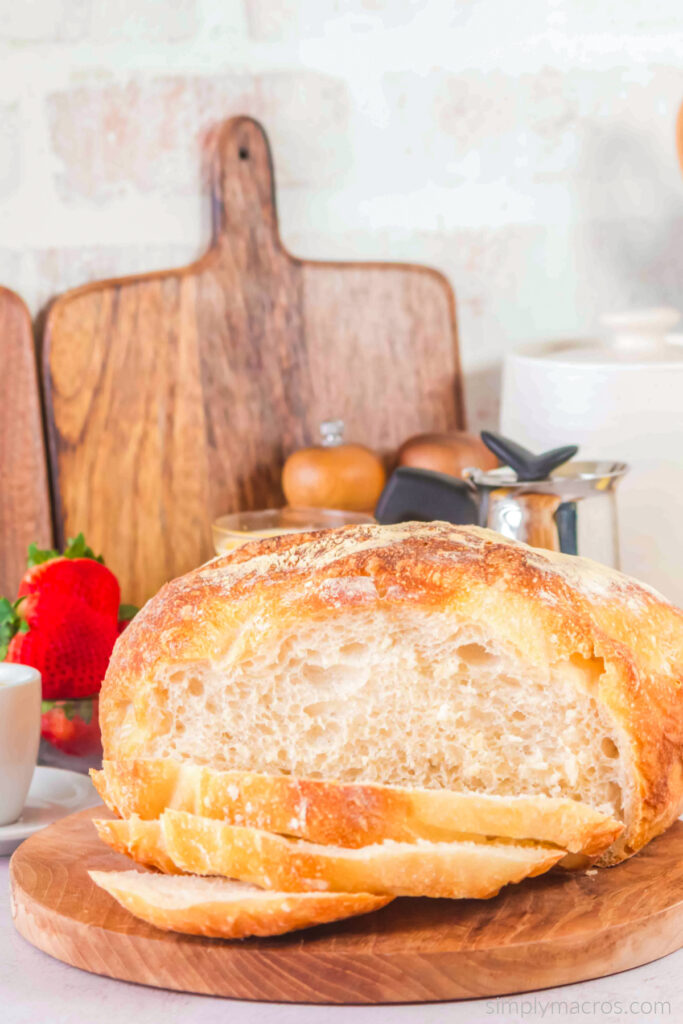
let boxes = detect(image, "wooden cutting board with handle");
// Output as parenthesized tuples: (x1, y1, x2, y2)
(43, 116, 463, 606)
(0, 286, 52, 596)
(11, 807, 683, 1005)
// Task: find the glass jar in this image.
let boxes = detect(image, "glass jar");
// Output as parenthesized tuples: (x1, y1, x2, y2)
(39, 696, 103, 774)
(212, 506, 375, 555)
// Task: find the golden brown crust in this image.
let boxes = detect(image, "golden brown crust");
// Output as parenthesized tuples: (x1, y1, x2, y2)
(95, 811, 566, 899)
(93, 817, 182, 875)
(92, 759, 622, 856)
(89, 870, 392, 939)
(100, 522, 683, 862)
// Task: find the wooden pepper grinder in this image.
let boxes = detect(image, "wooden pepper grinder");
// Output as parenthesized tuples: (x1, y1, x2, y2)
(282, 420, 386, 513)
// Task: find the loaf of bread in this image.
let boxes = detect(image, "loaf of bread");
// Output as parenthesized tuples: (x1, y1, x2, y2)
(92, 759, 622, 856)
(100, 522, 683, 864)
(95, 812, 565, 898)
(89, 870, 392, 939)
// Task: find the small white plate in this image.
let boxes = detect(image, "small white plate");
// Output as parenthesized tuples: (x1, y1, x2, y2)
(0, 765, 100, 856)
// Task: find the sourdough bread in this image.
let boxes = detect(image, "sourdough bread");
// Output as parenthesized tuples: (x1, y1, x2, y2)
(99, 522, 683, 863)
(95, 811, 566, 898)
(89, 870, 391, 938)
(92, 759, 622, 856)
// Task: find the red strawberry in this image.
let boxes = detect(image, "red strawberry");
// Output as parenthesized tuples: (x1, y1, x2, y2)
(19, 557, 120, 621)
(41, 704, 77, 748)
(41, 698, 102, 757)
(18, 533, 120, 621)
(5, 591, 118, 699)
(1, 532, 130, 703)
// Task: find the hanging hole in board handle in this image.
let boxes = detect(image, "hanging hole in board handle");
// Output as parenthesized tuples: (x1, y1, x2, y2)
(239, 147, 249, 160)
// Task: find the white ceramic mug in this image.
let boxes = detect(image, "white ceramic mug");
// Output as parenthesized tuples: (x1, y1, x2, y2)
(0, 664, 41, 826)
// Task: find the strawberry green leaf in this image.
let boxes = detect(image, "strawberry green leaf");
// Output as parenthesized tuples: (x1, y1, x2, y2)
(41, 698, 96, 724)
(27, 533, 105, 568)
(0, 598, 15, 659)
(0, 596, 25, 659)
(118, 604, 139, 622)
(79, 700, 94, 725)
(27, 542, 60, 568)
(63, 533, 105, 564)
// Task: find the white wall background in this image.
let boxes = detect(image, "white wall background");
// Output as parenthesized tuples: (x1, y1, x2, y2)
(1, 0, 682, 428)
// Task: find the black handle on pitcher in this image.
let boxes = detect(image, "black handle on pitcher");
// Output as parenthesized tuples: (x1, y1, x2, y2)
(374, 467, 479, 526)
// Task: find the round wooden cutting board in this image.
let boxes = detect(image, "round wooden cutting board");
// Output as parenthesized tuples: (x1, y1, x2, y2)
(10, 807, 683, 1004)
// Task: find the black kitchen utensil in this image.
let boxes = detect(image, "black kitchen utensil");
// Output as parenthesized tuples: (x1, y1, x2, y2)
(375, 466, 478, 525)
(479, 432, 578, 482)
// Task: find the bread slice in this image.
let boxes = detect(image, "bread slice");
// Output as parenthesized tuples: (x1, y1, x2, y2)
(89, 869, 392, 938)
(95, 816, 183, 875)
(92, 759, 622, 857)
(95, 811, 566, 898)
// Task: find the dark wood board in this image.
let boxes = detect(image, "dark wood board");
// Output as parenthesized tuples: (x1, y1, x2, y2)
(0, 286, 52, 596)
(42, 116, 463, 605)
(10, 807, 683, 1005)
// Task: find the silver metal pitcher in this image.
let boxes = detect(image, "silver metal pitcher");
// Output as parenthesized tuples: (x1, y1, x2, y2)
(376, 433, 628, 568)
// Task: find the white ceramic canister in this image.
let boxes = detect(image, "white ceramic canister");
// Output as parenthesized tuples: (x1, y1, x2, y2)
(501, 308, 683, 604)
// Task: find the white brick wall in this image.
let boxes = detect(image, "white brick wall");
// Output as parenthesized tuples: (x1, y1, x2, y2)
(1, 0, 682, 428)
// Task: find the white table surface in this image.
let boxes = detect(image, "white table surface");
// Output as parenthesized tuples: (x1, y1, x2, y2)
(2, 795, 682, 1024)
